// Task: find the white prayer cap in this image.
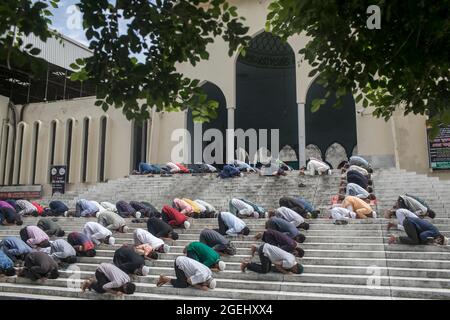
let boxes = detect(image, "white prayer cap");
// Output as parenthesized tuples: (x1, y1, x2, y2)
(122, 226, 129, 233)
(135, 211, 142, 219)
(372, 211, 377, 218)
(141, 266, 150, 276)
(163, 244, 170, 253)
(218, 261, 226, 271)
(443, 237, 449, 246)
(184, 221, 191, 229)
(208, 278, 217, 289)
(349, 212, 357, 219)
(253, 212, 259, 219)
(96, 211, 101, 218)
(108, 237, 116, 245)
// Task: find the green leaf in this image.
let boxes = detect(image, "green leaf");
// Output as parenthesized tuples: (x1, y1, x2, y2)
(29, 48, 41, 55)
(311, 99, 326, 113)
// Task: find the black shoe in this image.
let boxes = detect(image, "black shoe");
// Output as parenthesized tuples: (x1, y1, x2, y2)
(298, 183, 306, 188)
(311, 211, 320, 219)
(334, 219, 348, 225)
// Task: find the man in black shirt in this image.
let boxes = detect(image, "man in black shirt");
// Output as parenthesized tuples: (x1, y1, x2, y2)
(113, 246, 150, 276)
(147, 217, 179, 240)
(17, 252, 59, 281)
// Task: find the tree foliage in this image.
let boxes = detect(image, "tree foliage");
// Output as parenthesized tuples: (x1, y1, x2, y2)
(0, 0, 59, 75)
(266, 0, 450, 135)
(72, 0, 251, 122)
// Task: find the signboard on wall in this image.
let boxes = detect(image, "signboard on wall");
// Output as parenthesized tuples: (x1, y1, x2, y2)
(428, 126, 450, 170)
(51, 165, 67, 195)
(0, 185, 42, 199)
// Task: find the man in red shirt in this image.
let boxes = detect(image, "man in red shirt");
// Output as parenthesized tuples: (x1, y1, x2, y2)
(162, 205, 191, 229)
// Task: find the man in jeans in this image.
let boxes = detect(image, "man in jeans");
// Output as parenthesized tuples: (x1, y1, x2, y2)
(72, 199, 98, 217)
(240, 243, 304, 275)
(389, 216, 448, 246)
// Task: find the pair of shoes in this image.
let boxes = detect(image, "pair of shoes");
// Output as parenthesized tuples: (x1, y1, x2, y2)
(298, 183, 306, 188)
(334, 219, 349, 225)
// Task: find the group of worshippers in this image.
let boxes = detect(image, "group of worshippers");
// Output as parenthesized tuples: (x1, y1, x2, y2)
(384, 194, 447, 246)
(329, 156, 377, 223)
(0, 199, 45, 221)
(0, 218, 75, 280)
(134, 159, 293, 180)
(134, 162, 217, 175)
(218, 159, 293, 179)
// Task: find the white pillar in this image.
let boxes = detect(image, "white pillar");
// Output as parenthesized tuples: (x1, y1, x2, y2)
(227, 107, 235, 130)
(226, 106, 235, 164)
(298, 102, 306, 167)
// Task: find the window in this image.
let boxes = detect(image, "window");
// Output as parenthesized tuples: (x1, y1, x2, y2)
(1, 125, 10, 185)
(15, 124, 25, 184)
(99, 117, 107, 182)
(132, 120, 148, 171)
(31, 122, 40, 185)
(48, 121, 57, 182)
(81, 118, 89, 183)
(65, 119, 73, 182)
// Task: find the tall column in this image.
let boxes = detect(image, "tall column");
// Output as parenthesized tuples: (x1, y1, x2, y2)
(226, 106, 235, 164)
(298, 102, 306, 167)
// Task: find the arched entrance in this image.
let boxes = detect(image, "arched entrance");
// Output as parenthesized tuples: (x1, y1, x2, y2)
(236, 32, 298, 166)
(187, 82, 227, 165)
(131, 120, 149, 171)
(305, 79, 358, 167)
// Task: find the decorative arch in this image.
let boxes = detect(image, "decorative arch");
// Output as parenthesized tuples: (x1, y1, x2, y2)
(279, 145, 298, 162)
(325, 142, 348, 169)
(305, 144, 323, 161)
(235, 31, 298, 165)
(305, 78, 357, 158)
(252, 147, 271, 164)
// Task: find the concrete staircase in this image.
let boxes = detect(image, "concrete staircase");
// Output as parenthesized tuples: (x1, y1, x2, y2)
(0, 168, 449, 300)
(41, 171, 340, 213)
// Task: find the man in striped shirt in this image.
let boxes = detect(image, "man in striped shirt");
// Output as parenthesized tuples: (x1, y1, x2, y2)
(82, 263, 136, 295)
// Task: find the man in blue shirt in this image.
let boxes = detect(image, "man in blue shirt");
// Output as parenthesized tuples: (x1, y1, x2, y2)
(389, 216, 448, 245)
(46, 200, 69, 216)
(0, 250, 16, 276)
(73, 199, 99, 217)
(266, 217, 305, 243)
(0, 236, 32, 262)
